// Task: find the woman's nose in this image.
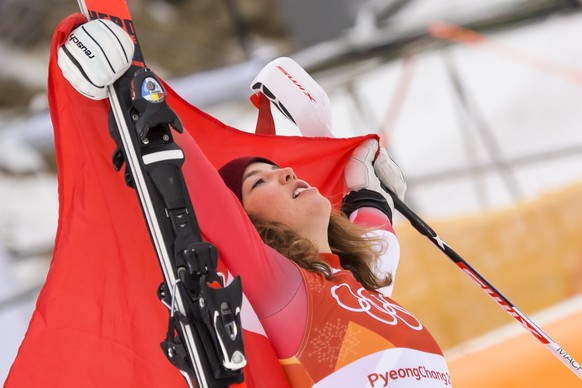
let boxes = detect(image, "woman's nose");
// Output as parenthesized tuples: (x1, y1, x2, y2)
(278, 167, 296, 183)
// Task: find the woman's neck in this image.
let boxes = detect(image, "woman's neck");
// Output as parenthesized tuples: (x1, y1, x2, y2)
(297, 214, 332, 253)
(308, 233, 332, 254)
(317, 242, 332, 254)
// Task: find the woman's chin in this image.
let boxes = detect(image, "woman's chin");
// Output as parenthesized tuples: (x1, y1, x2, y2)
(301, 192, 332, 217)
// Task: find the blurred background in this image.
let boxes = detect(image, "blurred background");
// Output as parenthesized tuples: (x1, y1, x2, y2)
(1, 0, 582, 386)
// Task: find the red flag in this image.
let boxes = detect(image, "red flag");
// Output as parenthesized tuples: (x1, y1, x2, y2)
(6, 14, 376, 387)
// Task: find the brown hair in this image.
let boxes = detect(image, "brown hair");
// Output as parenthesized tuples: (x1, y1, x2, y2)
(249, 211, 392, 290)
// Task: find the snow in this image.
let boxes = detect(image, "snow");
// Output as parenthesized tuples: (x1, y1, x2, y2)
(0, 244, 46, 384)
(0, 42, 48, 89)
(0, 175, 58, 255)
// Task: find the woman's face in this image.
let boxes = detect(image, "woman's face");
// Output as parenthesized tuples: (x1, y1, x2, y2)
(241, 162, 331, 233)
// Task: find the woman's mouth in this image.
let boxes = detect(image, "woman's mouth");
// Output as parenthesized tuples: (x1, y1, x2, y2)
(293, 181, 311, 198)
(294, 187, 308, 198)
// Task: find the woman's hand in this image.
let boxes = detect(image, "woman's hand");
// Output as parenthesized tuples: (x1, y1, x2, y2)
(373, 143, 407, 202)
(57, 19, 135, 100)
(343, 139, 406, 218)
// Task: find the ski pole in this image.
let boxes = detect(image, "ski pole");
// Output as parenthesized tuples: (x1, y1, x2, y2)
(385, 187, 582, 379)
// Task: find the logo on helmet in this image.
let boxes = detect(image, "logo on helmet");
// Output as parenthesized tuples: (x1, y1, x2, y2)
(275, 65, 317, 103)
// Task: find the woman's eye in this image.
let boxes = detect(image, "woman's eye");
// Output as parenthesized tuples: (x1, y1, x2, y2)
(251, 178, 265, 189)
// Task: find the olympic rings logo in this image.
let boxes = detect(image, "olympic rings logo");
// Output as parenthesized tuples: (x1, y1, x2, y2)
(330, 283, 423, 330)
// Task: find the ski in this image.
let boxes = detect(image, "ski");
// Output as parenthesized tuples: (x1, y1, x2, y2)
(74, 1, 247, 387)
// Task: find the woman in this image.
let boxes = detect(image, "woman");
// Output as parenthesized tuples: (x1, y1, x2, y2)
(217, 140, 451, 387)
(57, 19, 450, 386)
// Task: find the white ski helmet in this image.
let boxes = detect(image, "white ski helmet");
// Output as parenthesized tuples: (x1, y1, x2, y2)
(250, 57, 333, 137)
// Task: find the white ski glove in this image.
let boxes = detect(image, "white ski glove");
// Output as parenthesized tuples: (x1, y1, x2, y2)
(57, 19, 135, 100)
(373, 144, 407, 202)
(343, 139, 406, 218)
